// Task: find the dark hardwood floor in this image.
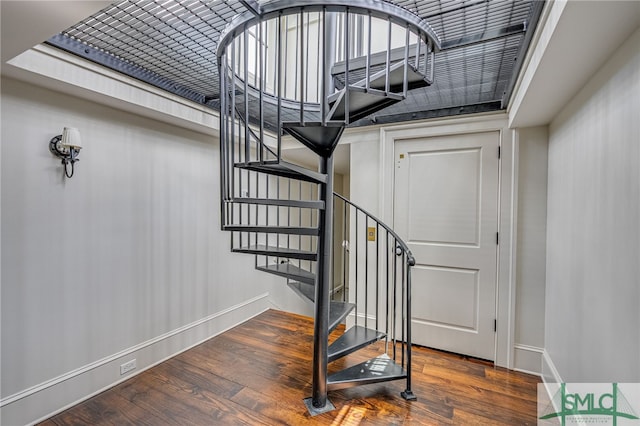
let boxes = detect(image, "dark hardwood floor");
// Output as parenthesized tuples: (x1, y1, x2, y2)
(41, 309, 540, 425)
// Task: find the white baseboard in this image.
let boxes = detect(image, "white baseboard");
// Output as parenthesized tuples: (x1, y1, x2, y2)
(538, 350, 563, 421)
(0, 293, 270, 426)
(513, 344, 544, 376)
(346, 311, 378, 326)
(541, 349, 563, 384)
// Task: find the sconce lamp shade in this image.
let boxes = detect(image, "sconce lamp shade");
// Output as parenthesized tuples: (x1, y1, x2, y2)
(60, 127, 82, 150)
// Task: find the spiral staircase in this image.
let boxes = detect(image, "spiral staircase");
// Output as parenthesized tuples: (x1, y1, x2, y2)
(216, 0, 440, 414)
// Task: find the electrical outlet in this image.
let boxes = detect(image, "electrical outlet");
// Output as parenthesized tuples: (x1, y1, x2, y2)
(120, 359, 137, 375)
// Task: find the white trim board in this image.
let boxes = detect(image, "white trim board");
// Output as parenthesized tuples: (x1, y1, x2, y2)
(513, 344, 544, 376)
(4, 44, 219, 137)
(0, 294, 271, 426)
(539, 350, 564, 417)
(377, 113, 518, 369)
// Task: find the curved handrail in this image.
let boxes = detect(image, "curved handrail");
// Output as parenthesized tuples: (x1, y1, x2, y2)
(333, 192, 415, 266)
(216, 0, 441, 63)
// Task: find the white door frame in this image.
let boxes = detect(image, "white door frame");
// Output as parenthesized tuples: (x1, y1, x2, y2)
(376, 112, 518, 369)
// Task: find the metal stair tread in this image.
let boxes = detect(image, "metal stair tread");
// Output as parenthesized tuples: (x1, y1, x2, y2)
(282, 122, 345, 157)
(328, 326, 386, 363)
(326, 85, 402, 105)
(329, 301, 356, 333)
(327, 354, 407, 390)
(226, 198, 325, 210)
(287, 281, 316, 302)
(285, 281, 354, 333)
(282, 121, 345, 128)
(354, 60, 432, 92)
(327, 61, 431, 104)
(258, 263, 315, 284)
(345, 86, 404, 100)
(326, 59, 433, 123)
(234, 161, 327, 184)
(232, 244, 317, 261)
(224, 225, 319, 236)
(327, 89, 400, 123)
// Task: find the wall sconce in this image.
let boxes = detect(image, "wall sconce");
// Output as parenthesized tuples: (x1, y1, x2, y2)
(49, 127, 83, 178)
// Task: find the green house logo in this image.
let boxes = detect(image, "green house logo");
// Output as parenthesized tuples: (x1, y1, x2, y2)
(540, 383, 639, 425)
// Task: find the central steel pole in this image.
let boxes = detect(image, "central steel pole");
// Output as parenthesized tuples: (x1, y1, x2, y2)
(309, 154, 334, 412)
(305, 10, 338, 415)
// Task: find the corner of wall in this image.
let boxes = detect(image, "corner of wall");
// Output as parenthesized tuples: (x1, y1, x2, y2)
(512, 125, 549, 376)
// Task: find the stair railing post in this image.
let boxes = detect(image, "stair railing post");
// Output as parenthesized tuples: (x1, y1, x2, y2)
(219, 57, 227, 229)
(323, 10, 337, 121)
(401, 255, 417, 401)
(309, 154, 334, 412)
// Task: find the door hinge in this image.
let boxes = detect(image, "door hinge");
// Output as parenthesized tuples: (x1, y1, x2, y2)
(494, 319, 497, 332)
(498, 146, 501, 159)
(496, 232, 499, 245)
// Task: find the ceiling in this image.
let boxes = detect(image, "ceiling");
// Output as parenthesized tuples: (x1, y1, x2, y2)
(45, 0, 544, 127)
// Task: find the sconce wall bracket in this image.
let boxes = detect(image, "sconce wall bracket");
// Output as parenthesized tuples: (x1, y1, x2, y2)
(49, 135, 67, 158)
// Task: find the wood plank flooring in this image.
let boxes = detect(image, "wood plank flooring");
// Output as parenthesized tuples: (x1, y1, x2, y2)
(41, 309, 541, 425)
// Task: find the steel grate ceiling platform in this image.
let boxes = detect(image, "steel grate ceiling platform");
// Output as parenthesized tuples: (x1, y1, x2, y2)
(47, 0, 543, 127)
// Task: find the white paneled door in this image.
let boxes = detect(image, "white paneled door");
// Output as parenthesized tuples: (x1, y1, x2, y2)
(394, 131, 500, 360)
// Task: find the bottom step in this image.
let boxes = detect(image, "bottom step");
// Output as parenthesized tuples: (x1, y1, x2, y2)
(327, 354, 406, 391)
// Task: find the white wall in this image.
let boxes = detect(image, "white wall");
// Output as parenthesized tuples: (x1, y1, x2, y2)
(0, 78, 279, 425)
(544, 27, 640, 383)
(514, 126, 548, 373)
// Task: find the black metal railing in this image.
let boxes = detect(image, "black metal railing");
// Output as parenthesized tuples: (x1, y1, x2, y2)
(332, 192, 415, 388)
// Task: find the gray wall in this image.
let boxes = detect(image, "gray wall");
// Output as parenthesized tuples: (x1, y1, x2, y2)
(544, 27, 640, 382)
(0, 78, 278, 424)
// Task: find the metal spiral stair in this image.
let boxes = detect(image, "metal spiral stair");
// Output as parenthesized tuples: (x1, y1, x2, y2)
(217, 0, 439, 415)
